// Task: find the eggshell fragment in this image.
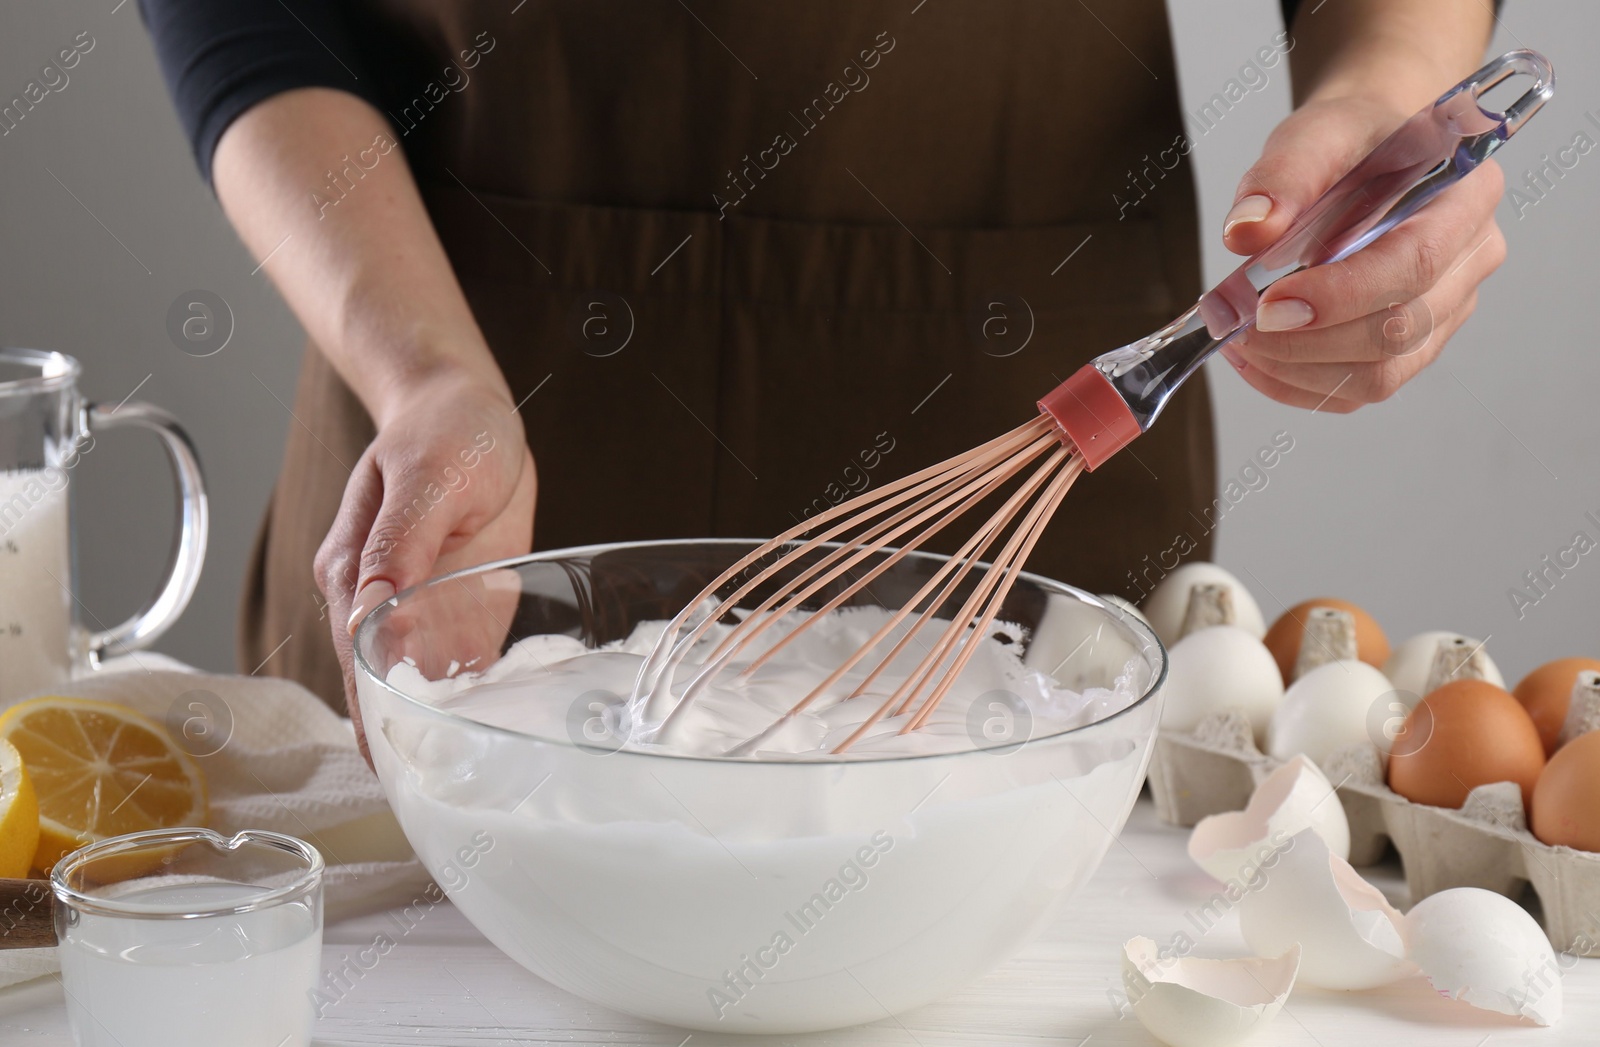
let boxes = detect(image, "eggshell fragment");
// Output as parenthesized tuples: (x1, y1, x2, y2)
(1384, 631, 1504, 698)
(1268, 660, 1396, 766)
(1122, 937, 1300, 1047)
(1190, 755, 1350, 884)
(1160, 626, 1284, 747)
(1237, 829, 1414, 989)
(1406, 888, 1563, 1026)
(1143, 563, 1267, 646)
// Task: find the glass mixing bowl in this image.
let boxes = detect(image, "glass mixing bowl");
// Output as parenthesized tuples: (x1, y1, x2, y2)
(353, 539, 1165, 1034)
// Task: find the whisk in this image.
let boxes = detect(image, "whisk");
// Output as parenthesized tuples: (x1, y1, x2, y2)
(632, 50, 1552, 754)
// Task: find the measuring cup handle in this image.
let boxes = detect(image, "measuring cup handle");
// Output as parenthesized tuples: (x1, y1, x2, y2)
(84, 401, 209, 661)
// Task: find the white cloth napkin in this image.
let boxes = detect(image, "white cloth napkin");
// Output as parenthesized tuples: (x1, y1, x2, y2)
(0, 656, 431, 989)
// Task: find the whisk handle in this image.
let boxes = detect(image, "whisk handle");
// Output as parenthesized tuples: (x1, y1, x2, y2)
(1042, 49, 1554, 470)
(1199, 49, 1552, 335)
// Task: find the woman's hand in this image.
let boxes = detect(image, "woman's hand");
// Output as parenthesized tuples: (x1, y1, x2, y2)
(1219, 0, 1502, 412)
(314, 372, 536, 759)
(1219, 93, 1506, 412)
(211, 89, 534, 757)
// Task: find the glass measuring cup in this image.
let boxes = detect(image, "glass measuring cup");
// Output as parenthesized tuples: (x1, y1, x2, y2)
(51, 827, 325, 1047)
(0, 349, 207, 700)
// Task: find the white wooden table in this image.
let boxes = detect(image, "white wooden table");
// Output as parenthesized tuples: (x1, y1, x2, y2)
(6, 799, 1595, 1045)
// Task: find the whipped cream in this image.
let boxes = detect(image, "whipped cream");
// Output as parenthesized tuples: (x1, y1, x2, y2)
(387, 605, 1140, 759)
(362, 595, 1161, 1030)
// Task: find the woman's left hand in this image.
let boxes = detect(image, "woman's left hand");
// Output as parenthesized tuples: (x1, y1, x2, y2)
(1218, 94, 1506, 412)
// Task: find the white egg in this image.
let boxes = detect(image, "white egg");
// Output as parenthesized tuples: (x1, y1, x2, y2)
(1142, 563, 1267, 646)
(1406, 888, 1563, 1026)
(1237, 829, 1414, 990)
(1122, 937, 1300, 1047)
(1268, 660, 1395, 766)
(1189, 755, 1351, 884)
(1099, 592, 1151, 627)
(1159, 625, 1283, 747)
(1024, 592, 1145, 691)
(1383, 631, 1504, 698)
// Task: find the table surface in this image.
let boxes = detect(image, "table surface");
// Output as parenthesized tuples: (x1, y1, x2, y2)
(6, 798, 1595, 1045)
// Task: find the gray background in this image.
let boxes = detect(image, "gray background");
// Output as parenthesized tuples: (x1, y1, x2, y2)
(0, 0, 1593, 682)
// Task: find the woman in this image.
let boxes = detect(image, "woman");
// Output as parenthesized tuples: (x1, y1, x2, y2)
(142, 0, 1505, 748)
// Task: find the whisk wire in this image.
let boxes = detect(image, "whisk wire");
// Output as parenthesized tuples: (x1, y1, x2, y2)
(902, 457, 1082, 734)
(634, 417, 1051, 720)
(729, 427, 1063, 676)
(652, 424, 1060, 735)
(825, 448, 1077, 752)
(718, 443, 1072, 758)
(634, 414, 1086, 755)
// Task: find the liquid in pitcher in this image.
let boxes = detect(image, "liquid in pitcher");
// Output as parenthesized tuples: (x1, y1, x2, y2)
(0, 469, 73, 699)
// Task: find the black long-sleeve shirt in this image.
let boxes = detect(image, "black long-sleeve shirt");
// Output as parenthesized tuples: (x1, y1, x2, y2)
(138, 0, 1449, 184)
(139, 0, 382, 181)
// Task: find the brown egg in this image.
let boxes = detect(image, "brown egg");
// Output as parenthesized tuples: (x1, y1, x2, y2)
(1513, 657, 1600, 756)
(1532, 730, 1600, 851)
(1262, 598, 1391, 684)
(1388, 679, 1546, 810)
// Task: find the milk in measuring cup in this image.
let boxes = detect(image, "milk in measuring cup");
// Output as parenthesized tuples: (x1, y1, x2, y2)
(0, 470, 73, 698)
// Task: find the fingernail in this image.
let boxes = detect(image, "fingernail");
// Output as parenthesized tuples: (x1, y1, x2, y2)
(1256, 297, 1315, 332)
(347, 579, 397, 634)
(1223, 194, 1273, 236)
(1220, 345, 1248, 373)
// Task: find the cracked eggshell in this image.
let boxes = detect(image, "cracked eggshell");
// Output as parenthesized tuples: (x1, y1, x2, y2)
(1189, 755, 1350, 884)
(1142, 563, 1267, 646)
(1406, 888, 1563, 1027)
(1237, 829, 1414, 990)
(1268, 660, 1396, 765)
(1384, 631, 1504, 697)
(1122, 937, 1300, 1047)
(1160, 625, 1284, 747)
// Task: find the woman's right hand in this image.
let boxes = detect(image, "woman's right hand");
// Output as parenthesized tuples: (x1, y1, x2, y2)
(209, 88, 537, 757)
(314, 371, 536, 760)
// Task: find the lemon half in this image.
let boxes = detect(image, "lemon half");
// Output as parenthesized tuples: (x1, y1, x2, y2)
(0, 738, 39, 877)
(0, 697, 206, 872)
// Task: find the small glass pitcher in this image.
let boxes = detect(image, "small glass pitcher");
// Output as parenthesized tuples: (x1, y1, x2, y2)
(0, 349, 208, 699)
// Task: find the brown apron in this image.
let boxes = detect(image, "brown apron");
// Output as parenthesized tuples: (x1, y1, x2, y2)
(242, 0, 1217, 710)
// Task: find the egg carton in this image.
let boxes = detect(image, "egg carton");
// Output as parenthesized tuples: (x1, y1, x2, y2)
(1146, 710, 1600, 955)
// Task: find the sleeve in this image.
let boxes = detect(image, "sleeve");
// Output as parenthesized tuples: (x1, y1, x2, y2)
(1281, 0, 1504, 32)
(138, 0, 382, 185)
